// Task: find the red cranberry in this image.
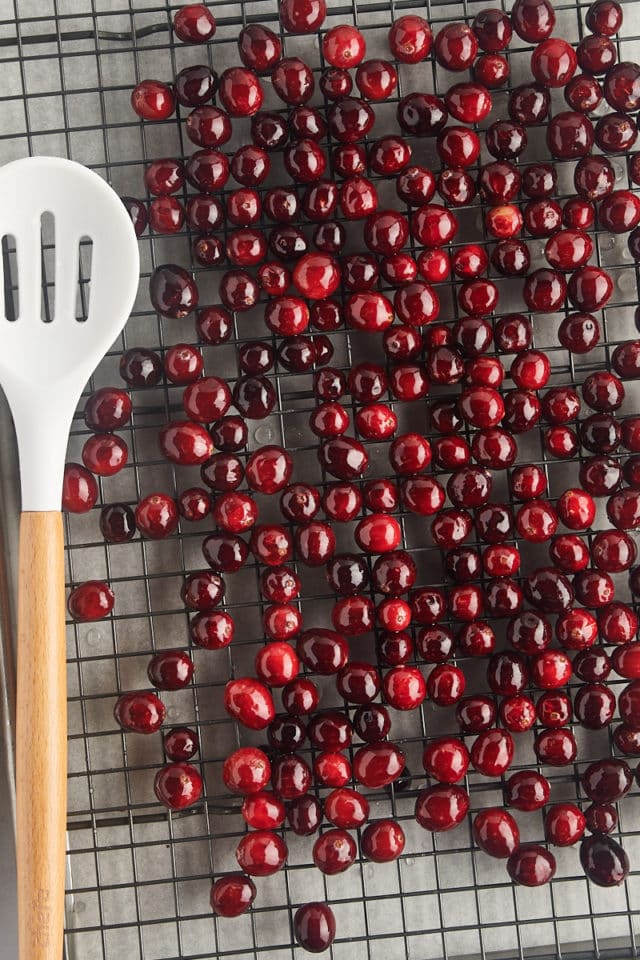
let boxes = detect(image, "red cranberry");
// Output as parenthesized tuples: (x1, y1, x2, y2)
(236, 830, 287, 877)
(511, 0, 555, 42)
(505, 770, 550, 811)
(415, 784, 470, 831)
(131, 79, 175, 121)
(154, 763, 202, 809)
(114, 691, 164, 733)
(293, 903, 336, 953)
(473, 808, 520, 858)
(580, 834, 630, 886)
(62, 463, 98, 512)
(148, 650, 193, 691)
(507, 845, 556, 886)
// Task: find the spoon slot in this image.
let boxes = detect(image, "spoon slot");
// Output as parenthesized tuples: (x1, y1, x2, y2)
(1, 234, 19, 322)
(40, 211, 55, 324)
(76, 235, 92, 322)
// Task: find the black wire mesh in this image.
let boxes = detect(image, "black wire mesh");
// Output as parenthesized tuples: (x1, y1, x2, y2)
(2, 0, 640, 957)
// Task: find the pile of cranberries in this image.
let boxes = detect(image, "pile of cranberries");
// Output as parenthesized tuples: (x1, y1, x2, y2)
(62, 0, 640, 951)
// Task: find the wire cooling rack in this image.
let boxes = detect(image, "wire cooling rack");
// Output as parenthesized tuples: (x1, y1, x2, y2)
(3, 0, 640, 957)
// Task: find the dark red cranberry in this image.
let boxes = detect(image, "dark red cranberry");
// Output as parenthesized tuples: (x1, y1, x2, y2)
(154, 763, 202, 809)
(580, 835, 630, 886)
(414, 784, 470, 831)
(507, 845, 556, 886)
(293, 903, 336, 953)
(114, 692, 164, 733)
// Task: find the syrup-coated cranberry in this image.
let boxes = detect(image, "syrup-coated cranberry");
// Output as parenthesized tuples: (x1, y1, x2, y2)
(415, 784, 470, 831)
(287, 795, 322, 835)
(580, 835, 630, 886)
(505, 770, 550, 811)
(154, 763, 202, 810)
(114, 691, 164, 733)
(148, 650, 193, 691)
(135, 493, 178, 539)
(236, 830, 287, 877)
(280, 0, 326, 33)
(210, 875, 256, 918)
(473, 808, 520, 858)
(238, 24, 282, 72)
(131, 79, 175, 121)
(294, 903, 336, 953)
(271, 58, 315, 105)
(507, 845, 556, 886)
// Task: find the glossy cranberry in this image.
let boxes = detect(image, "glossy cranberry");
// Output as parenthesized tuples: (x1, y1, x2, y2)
(565, 72, 603, 112)
(160, 726, 197, 764)
(131, 79, 175, 121)
(582, 758, 633, 804)
(293, 903, 336, 953)
(100, 503, 136, 544)
(524, 197, 561, 237)
(332, 143, 366, 177)
(473, 808, 519, 858)
(546, 110, 595, 159)
(534, 728, 578, 765)
(434, 22, 478, 70)
(144, 157, 184, 196)
(339, 175, 378, 220)
(186, 105, 232, 148)
(271, 57, 314, 105)
(509, 82, 551, 125)
(512, 0, 555, 41)
(505, 770, 550, 811)
(280, 0, 326, 33)
(149, 193, 183, 231)
(286, 795, 322, 835)
(282, 678, 319, 716)
(60, 461, 98, 515)
(415, 784, 470, 831)
(459, 621, 496, 658)
(149, 263, 198, 319)
(222, 746, 271, 796)
(600, 603, 638, 645)
(578, 34, 616, 75)
(508, 845, 556, 886)
(353, 741, 405, 788)
(613, 723, 640, 754)
(388, 13, 432, 62)
(580, 835, 629, 886)
(475, 503, 514, 544)
(522, 268, 566, 313)
(485, 120, 527, 159)
(190, 609, 235, 649)
(396, 93, 448, 137)
(524, 566, 574, 614)
(470, 728, 514, 777)
(236, 830, 287, 877)
(531, 37, 577, 87)
(355, 59, 397, 101)
(270, 753, 312, 799)
(209, 874, 256, 919)
(237, 24, 281, 72)
(312, 828, 357, 875)
(154, 762, 202, 810)
(114, 691, 164, 733)
(320, 67, 352, 100)
(456, 695, 496, 733)
(322, 24, 366, 69)
(147, 650, 193, 691)
(132, 493, 177, 540)
(422, 736, 469, 784)
(474, 53, 509, 87)
(224, 677, 275, 731)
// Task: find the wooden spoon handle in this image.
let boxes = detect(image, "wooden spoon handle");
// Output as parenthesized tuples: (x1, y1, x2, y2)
(15, 512, 66, 960)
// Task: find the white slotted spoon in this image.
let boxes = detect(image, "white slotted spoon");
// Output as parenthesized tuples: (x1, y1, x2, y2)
(0, 156, 139, 960)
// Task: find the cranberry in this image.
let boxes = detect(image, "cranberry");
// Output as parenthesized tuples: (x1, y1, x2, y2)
(282, 678, 319, 716)
(210, 874, 256, 918)
(293, 903, 336, 953)
(423, 736, 469, 784)
(224, 677, 275, 730)
(100, 503, 136, 543)
(131, 79, 175, 121)
(62, 463, 98, 512)
(389, 14, 432, 62)
(415, 784, 470, 831)
(474, 53, 509, 87)
(175, 64, 216, 108)
(236, 830, 287, 877)
(238, 24, 281, 72)
(507, 845, 556, 886)
(223, 746, 271, 796)
(190, 610, 234, 649)
(353, 742, 405, 788)
(287, 795, 322, 835)
(297, 629, 348, 675)
(531, 38, 577, 86)
(271, 57, 314, 105)
(456, 696, 496, 733)
(511, 0, 555, 41)
(154, 762, 202, 809)
(361, 819, 405, 863)
(356, 59, 398, 101)
(280, 0, 326, 33)
(186, 106, 232, 148)
(67, 580, 114, 621)
(534, 728, 578, 764)
(473, 808, 520, 858)
(505, 770, 550, 811)
(114, 691, 164, 733)
(322, 24, 366, 69)
(580, 835, 630, 885)
(470, 728, 514, 777)
(312, 829, 356, 875)
(148, 650, 193, 691)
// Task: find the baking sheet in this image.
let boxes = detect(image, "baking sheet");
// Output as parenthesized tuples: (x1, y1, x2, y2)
(1, 0, 640, 957)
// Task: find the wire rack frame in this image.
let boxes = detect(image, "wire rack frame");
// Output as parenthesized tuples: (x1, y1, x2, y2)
(3, 0, 640, 959)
